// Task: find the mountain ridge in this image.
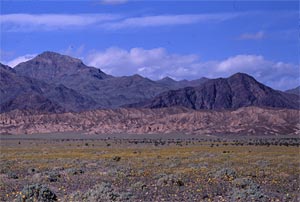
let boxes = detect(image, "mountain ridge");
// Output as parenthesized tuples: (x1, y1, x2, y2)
(128, 72, 299, 110)
(1, 51, 299, 113)
(11, 51, 211, 109)
(0, 63, 98, 113)
(285, 86, 300, 96)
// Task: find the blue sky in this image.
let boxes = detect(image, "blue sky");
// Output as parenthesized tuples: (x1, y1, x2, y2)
(0, 0, 299, 90)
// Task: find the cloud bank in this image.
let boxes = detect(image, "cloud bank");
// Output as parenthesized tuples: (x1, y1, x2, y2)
(0, 12, 240, 32)
(100, 0, 128, 5)
(86, 47, 299, 90)
(238, 31, 265, 40)
(0, 13, 121, 31)
(5, 54, 36, 67)
(104, 13, 239, 29)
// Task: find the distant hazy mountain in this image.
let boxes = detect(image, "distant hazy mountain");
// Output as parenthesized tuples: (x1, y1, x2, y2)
(285, 86, 300, 96)
(0, 63, 97, 113)
(130, 73, 299, 110)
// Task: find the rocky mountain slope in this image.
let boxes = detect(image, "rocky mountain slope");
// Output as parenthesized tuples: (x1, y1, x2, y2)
(0, 63, 97, 113)
(0, 107, 299, 135)
(157, 76, 209, 89)
(14, 52, 205, 108)
(14, 51, 112, 83)
(131, 73, 299, 110)
(285, 86, 300, 96)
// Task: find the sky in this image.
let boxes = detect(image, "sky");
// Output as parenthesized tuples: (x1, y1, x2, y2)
(0, 0, 299, 90)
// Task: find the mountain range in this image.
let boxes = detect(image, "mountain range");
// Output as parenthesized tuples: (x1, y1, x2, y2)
(130, 73, 299, 110)
(285, 86, 300, 96)
(1, 51, 299, 113)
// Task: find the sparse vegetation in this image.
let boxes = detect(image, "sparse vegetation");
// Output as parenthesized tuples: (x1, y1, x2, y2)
(0, 134, 299, 201)
(17, 184, 57, 202)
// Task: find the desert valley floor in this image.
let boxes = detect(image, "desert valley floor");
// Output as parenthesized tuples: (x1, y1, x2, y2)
(0, 133, 299, 202)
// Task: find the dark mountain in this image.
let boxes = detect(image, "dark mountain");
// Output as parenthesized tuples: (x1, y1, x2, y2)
(5, 51, 299, 112)
(285, 86, 300, 96)
(157, 77, 209, 89)
(157, 76, 177, 84)
(88, 74, 174, 108)
(130, 73, 300, 110)
(14, 52, 199, 108)
(0, 63, 97, 113)
(14, 51, 112, 84)
(74, 75, 209, 108)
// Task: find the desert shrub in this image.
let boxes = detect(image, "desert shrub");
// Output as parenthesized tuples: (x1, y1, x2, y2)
(27, 168, 38, 174)
(31, 173, 43, 182)
(131, 181, 147, 190)
(215, 167, 237, 181)
(255, 160, 269, 168)
(66, 168, 84, 175)
(118, 192, 134, 201)
(157, 174, 184, 187)
(7, 171, 18, 179)
(17, 184, 57, 202)
(112, 156, 121, 162)
(45, 171, 61, 182)
(52, 167, 64, 171)
(70, 182, 133, 201)
(230, 178, 268, 201)
(189, 162, 209, 170)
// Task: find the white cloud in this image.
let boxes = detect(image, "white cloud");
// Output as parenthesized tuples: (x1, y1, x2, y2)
(86, 47, 199, 78)
(86, 47, 299, 90)
(100, 0, 128, 5)
(104, 13, 240, 29)
(5, 54, 36, 67)
(0, 13, 121, 31)
(238, 31, 265, 40)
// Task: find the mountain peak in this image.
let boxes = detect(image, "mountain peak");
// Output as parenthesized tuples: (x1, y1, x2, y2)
(285, 86, 300, 96)
(14, 51, 110, 83)
(230, 72, 249, 77)
(131, 74, 145, 80)
(160, 76, 176, 82)
(39, 51, 63, 56)
(35, 51, 82, 65)
(229, 72, 255, 80)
